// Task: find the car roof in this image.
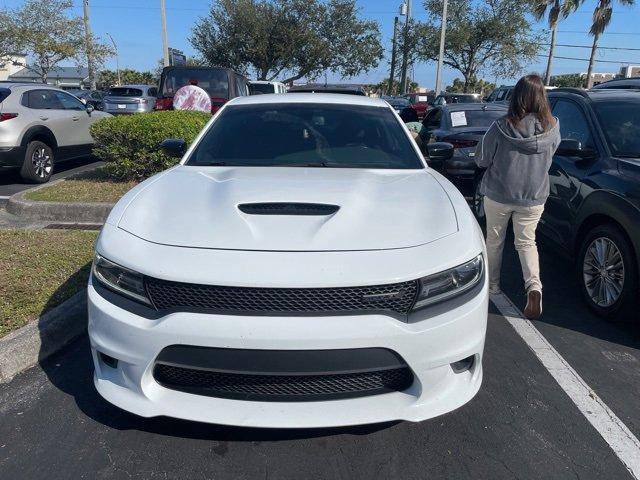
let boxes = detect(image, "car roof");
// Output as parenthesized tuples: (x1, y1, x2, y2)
(441, 103, 506, 112)
(249, 80, 284, 85)
(549, 87, 640, 102)
(592, 77, 640, 88)
(227, 92, 389, 108)
(108, 84, 155, 89)
(287, 84, 366, 94)
(0, 81, 51, 89)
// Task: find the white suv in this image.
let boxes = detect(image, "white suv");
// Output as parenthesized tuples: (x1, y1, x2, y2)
(0, 82, 110, 183)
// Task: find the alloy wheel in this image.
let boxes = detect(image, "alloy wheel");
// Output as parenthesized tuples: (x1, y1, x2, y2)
(32, 147, 52, 178)
(583, 236, 625, 307)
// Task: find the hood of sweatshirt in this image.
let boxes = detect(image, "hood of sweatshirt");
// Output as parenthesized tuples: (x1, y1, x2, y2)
(495, 113, 560, 154)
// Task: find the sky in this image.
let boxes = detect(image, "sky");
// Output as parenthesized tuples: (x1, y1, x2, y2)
(3, 0, 640, 89)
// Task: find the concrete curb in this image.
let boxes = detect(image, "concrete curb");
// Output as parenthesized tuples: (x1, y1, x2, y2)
(6, 179, 114, 223)
(0, 290, 87, 383)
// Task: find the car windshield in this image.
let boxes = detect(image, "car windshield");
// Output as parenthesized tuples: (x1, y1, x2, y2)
(161, 68, 229, 98)
(446, 95, 482, 103)
(450, 109, 505, 128)
(594, 101, 640, 158)
(188, 103, 423, 169)
(382, 97, 410, 108)
(249, 83, 275, 94)
(0, 88, 10, 103)
(108, 87, 143, 97)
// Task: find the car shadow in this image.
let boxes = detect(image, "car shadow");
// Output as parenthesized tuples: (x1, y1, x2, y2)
(37, 269, 400, 442)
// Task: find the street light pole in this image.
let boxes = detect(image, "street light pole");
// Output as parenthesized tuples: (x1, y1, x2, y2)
(107, 33, 121, 86)
(399, 0, 412, 95)
(388, 16, 399, 95)
(160, 0, 170, 67)
(82, 0, 96, 90)
(434, 0, 448, 95)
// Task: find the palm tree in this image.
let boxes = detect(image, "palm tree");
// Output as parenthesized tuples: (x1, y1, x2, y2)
(582, 0, 634, 88)
(533, 0, 579, 85)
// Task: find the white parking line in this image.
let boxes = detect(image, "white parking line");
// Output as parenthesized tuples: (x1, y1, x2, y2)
(491, 291, 640, 480)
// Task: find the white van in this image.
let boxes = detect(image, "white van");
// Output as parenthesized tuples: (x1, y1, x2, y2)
(248, 81, 287, 95)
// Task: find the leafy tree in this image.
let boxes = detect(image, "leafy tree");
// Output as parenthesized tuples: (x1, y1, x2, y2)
(564, 0, 635, 87)
(365, 79, 418, 96)
(5, 0, 113, 83)
(533, 0, 579, 85)
(190, 0, 383, 83)
(446, 77, 496, 95)
(0, 10, 13, 58)
(416, 0, 541, 93)
(549, 73, 585, 87)
(97, 69, 157, 90)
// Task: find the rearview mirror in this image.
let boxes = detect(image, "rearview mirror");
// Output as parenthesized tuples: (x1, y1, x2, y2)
(426, 142, 454, 169)
(86, 104, 94, 114)
(160, 138, 187, 158)
(556, 139, 597, 159)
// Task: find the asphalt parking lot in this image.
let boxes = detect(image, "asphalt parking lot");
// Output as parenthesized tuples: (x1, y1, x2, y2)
(0, 157, 102, 199)
(1, 236, 639, 479)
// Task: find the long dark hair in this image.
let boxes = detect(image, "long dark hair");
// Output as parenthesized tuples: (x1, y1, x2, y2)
(507, 75, 555, 132)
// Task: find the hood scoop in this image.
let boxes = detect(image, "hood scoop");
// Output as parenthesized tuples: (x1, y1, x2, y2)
(238, 202, 340, 216)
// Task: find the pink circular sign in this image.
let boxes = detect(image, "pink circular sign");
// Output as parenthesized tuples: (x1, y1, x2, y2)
(172, 85, 212, 112)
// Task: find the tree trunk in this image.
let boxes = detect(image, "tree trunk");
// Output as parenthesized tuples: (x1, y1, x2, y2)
(544, 25, 557, 86)
(586, 33, 599, 89)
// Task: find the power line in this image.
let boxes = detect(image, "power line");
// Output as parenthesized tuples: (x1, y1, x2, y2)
(541, 43, 640, 51)
(537, 54, 640, 64)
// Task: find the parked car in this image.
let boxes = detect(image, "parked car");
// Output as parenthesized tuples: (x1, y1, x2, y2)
(474, 88, 640, 319)
(67, 89, 105, 110)
(0, 82, 110, 182)
(88, 93, 487, 427)
(102, 85, 157, 115)
(287, 83, 367, 95)
(248, 80, 287, 94)
(420, 104, 507, 189)
(380, 95, 412, 113)
(592, 77, 640, 90)
(485, 85, 513, 103)
(155, 66, 249, 113)
(432, 93, 483, 106)
(403, 92, 434, 119)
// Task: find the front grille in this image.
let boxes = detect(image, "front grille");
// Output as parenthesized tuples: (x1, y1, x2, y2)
(153, 363, 413, 401)
(146, 277, 418, 315)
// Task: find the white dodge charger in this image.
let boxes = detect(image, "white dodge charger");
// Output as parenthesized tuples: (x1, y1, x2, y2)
(88, 93, 488, 428)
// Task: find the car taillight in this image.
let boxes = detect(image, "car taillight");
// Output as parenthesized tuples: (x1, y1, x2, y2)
(0, 113, 18, 122)
(154, 97, 173, 110)
(138, 98, 148, 104)
(442, 136, 478, 149)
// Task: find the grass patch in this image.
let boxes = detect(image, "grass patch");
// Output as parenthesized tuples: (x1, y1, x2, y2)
(25, 168, 137, 203)
(0, 229, 98, 338)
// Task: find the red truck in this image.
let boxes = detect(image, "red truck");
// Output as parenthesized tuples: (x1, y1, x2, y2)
(403, 92, 435, 120)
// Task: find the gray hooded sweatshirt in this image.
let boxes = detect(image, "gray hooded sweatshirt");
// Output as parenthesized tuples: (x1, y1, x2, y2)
(474, 113, 561, 207)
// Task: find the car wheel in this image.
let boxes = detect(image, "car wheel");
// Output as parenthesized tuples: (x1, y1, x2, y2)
(578, 224, 638, 320)
(20, 140, 54, 183)
(472, 174, 485, 220)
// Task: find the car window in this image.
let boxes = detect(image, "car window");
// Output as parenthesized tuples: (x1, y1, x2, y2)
(24, 89, 64, 109)
(0, 88, 9, 103)
(250, 83, 275, 94)
(55, 91, 85, 111)
(594, 100, 640, 158)
(162, 68, 230, 98)
(495, 90, 506, 101)
(423, 108, 442, 129)
(188, 103, 423, 169)
(147, 87, 157, 97)
(552, 100, 594, 149)
(108, 87, 144, 97)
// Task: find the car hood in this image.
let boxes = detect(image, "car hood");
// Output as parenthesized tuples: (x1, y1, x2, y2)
(117, 166, 458, 251)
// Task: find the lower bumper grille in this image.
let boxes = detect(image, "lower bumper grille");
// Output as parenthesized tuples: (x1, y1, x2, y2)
(152, 345, 414, 402)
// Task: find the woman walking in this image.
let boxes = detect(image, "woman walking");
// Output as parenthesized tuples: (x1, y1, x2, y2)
(474, 75, 561, 319)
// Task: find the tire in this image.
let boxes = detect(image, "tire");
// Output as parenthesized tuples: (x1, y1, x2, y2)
(577, 223, 638, 321)
(20, 140, 54, 183)
(472, 173, 485, 220)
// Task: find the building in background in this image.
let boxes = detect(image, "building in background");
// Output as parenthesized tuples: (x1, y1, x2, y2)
(0, 54, 27, 81)
(7, 66, 89, 89)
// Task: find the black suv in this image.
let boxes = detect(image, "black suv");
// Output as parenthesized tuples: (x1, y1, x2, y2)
(541, 88, 640, 319)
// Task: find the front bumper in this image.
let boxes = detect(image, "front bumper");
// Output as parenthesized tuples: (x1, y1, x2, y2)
(0, 146, 25, 167)
(88, 273, 488, 428)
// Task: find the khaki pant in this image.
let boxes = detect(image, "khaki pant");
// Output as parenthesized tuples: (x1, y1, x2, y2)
(484, 197, 545, 293)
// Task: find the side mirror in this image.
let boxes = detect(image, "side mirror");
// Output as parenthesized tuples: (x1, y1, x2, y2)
(426, 142, 454, 169)
(160, 138, 187, 158)
(556, 139, 597, 159)
(86, 104, 94, 114)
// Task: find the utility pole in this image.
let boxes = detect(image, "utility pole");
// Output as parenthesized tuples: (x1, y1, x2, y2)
(399, 0, 412, 95)
(160, 0, 170, 67)
(388, 16, 399, 95)
(107, 33, 121, 86)
(82, 0, 96, 90)
(434, 0, 448, 95)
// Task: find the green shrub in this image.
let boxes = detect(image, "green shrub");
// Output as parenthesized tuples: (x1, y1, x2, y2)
(90, 110, 211, 180)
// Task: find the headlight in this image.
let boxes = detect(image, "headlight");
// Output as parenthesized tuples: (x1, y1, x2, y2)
(92, 253, 151, 305)
(413, 255, 484, 309)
